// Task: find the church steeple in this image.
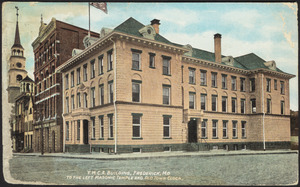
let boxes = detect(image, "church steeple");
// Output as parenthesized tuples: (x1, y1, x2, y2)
(12, 6, 23, 49)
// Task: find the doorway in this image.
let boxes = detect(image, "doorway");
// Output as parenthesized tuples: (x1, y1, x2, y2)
(83, 120, 89, 144)
(188, 119, 198, 143)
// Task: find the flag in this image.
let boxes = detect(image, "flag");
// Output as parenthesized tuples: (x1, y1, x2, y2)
(90, 2, 108, 14)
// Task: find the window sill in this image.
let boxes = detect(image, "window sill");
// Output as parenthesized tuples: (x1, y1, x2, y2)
(66, 88, 69, 90)
(107, 69, 113, 72)
(132, 68, 142, 71)
(99, 73, 103, 76)
(108, 138, 114, 140)
(232, 89, 237, 91)
(212, 137, 218, 139)
(200, 137, 208, 139)
(242, 137, 247, 139)
(222, 137, 228, 139)
(149, 66, 155, 69)
(232, 137, 238, 139)
(212, 86, 218, 88)
(200, 84, 207, 87)
(162, 74, 171, 76)
(132, 137, 143, 140)
(91, 138, 96, 140)
(222, 88, 227, 90)
(163, 137, 172, 139)
(240, 90, 246, 92)
(98, 138, 104, 140)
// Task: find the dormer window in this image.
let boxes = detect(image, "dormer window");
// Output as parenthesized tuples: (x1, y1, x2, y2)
(139, 25, 156, 40)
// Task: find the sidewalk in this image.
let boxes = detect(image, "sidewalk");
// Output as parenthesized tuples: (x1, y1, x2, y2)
(13, 149, 298, 160)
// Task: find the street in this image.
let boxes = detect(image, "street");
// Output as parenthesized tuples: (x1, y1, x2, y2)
(8, 153, 298, 185)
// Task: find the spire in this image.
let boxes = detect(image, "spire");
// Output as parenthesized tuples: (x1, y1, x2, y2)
(12, 6, 23, 49)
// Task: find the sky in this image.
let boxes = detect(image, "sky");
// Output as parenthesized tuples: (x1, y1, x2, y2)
(2, 2, 298, 110)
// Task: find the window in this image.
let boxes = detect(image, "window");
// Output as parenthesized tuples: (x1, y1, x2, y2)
(66, 121, 69, 140)
(76, 68, 81, 85)
(232, 98, 237, 113)
(132, 114, 142, 138)
(231, 76, 237, 90)
(201, 120, 207, 138)
(280, 81, 285, 94)
(232, 121, 237, 138)
(266, 78, 271, 92)
(200, 70, 207, 86)
(241, 99, 245, 114)
(83, 64, 88, 81)
(98, 55, 103, 74)
(223, 121, 228, 138)
(222, 96, 227, 112)
(240, 78, 245, 91)
(267, 99, 271, 114)
(163, 115, 171, 138)
(162, 56, 171, 75)
(212, 95, 217, 111)
(201, 94, 206, 110)
(250, 78, 255, 92)
(70, 71, 74, 87)
(107, 50, 113, 71)
(242, 121, 246, 138)
(83, 93, 88, 108)
(189, 92, 195, 109)
(71, 95, 75, 110)
(251, 99, 256, 113)
(65, 74, 69, 89)
(77, 93, 81, 108)
(212, 120, 218, 138)
(149, 53, 155, 68)
(77, 120, 80, 140)
(91, 87, 95, 107)
(132, 50, 141, 70)
(222, 74, 227, 89)
(211, 72, 217, 87)
(132, 81, 141, 102)
(99, 84, 104, 105)
(281, 100, 285, 115)
(91, 117, 95, 139)
(66, 97, 69, 113)
(189, 68, 195, 84)
(108, 81, 113, 103)
(108, 114, 114, 138)
(274, 79, 277, 90)
(90, 60, 95, 79)
(99, 116, 104, 139)
(163, 85, 170, 105)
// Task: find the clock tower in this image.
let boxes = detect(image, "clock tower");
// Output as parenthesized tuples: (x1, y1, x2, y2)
(7, 6, 28, 103)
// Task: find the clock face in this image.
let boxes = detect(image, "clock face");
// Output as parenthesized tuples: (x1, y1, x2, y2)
(147, 29, 151, 34)
(16, 62, 22, 68)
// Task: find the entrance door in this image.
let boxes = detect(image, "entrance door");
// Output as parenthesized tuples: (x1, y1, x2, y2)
(188, 120, 198, 143)
(52, 131, 55, 152)
(83, 120, 89, 144)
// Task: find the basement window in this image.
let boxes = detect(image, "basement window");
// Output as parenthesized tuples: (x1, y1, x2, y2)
(164, 147, 171, 152)
(133, 148, 141, 153)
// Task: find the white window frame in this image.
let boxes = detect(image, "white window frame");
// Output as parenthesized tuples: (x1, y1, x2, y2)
(232, 98, 237, 113)
(91, 60, 95, 79)
(222, 96, 227, 112)
(241, 99, 245, 114)
(71, 71, 74, 87)
(211, 72, 217, 87)
(232, 121, 237, 138)
(99, 116, 104, 139)
(71, 95, 75, 110)
(98, 55, 103, 74)
(242, 121, 246, 138)
(201, 120, 207, 138)
(163, 86, 170, 105)
(189, 92, 195, 109)
(132, 82, 141, 102)
(267, 78, 271, 92)
(212, 95, 217, 112)
(77, 93, 81, 108)
(163, 58, 170, 75)
(91, 87, 95, 107)
(132, 52, 141, 70)
(222, 74, 227, 89)
(99, 85, 104, 105)
(108, 82, 113, 104)
(91, 117, 95, 139)
(201, 94, 206, 110)
(76, 68, 81, 85)
(132, 115, 142, 138)
(189, 68, 195, 84)
(66, 97, 69, 113)
(83, 64, 88, 82)
(108, 115, 114, 138)
(223, 121, 228, 138)
(231, 76, 237, 90)
(83, 93, 88, 108)
(163, 116, 171, 138)
(212, 120, 218, 138)
(200, 70, 207, 86)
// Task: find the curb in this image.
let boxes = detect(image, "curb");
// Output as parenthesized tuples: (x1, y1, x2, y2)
(13, 150, 298, 161)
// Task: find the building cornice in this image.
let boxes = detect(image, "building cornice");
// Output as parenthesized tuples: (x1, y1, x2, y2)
(32, 18, 56, 51)
(56, 31, 189, 73)
(182, 56, 250, 75)
(183, 56, 295, 79)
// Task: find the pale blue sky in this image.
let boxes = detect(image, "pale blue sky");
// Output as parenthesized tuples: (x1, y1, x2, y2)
(2, 2, 298, 110)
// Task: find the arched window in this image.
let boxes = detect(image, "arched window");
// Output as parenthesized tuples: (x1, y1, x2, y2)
(26, 83, 30, 92)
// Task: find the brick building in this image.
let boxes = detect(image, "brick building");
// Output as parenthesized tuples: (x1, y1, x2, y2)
(32, 17, 99, 153)
(13, 76, 35, 152)
(57, 17, 295, 153)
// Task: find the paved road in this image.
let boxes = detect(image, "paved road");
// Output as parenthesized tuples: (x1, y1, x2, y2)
(8, 153, 298, 185)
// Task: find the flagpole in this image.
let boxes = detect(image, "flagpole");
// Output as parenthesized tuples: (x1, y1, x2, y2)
(88, 2, 90, 37)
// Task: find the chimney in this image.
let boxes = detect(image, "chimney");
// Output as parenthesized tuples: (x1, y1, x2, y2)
(151, 19, 160, 34)
(214, 33, 222, 63)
